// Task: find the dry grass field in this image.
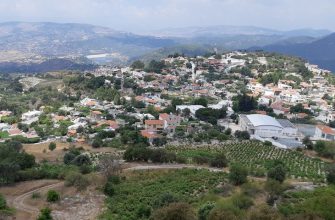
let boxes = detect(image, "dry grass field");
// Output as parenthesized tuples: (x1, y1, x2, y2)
(23, 141, 117, 163)
(0, 177, 106, 220)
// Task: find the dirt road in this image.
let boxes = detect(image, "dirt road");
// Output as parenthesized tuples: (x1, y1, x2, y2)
(124, 163, 225, 172)
(11, 182, 63, 219)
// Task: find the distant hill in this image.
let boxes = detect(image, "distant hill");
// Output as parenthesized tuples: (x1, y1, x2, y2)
(134, 44, 222, 63)
(0, 22, 333, 73)
(254, 33, 335, 72)
(0, 22, 176, 59)
(0, 58, 96, 74)
(141, 25, 332, 62)
(146, 25, 331, 38)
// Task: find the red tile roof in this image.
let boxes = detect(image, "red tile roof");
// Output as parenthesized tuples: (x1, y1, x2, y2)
(141, 130, 159, 139)
(145, 120, 164, 125)
(317, 125, 335, 135)
(159, 113, 169, 121)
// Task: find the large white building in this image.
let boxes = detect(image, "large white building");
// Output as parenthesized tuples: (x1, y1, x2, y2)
(239, 114, 298, 138)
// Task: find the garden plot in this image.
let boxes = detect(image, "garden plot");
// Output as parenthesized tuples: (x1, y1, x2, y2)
(166, 141, 326, 182)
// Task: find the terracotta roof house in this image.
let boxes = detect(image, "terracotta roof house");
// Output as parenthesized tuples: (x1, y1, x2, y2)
(315, 125, 335, 141)
(145, 120, 164, 131)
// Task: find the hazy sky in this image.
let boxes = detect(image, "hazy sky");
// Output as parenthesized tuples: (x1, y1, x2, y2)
(0, 0, 334, 33)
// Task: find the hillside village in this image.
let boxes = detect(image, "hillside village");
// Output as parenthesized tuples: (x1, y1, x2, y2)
(0, 51, 334, 149)
(2, 51, 335, 220)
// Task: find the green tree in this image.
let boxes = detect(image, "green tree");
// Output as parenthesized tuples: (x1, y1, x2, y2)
(145, 60, 166, 73)
(326, 164, 335, 184)
(172, 98, 183, 108)
(193, 97, 208, 107)
(71, 154, 91, 167)
(234, 130, 250, 140)
(131, 60, 145, 69)
(195, 108, 227, 125)
(267, 164, 286, 183)
(229, 163, 248, 185)
(303, 136, 313, 150)
(232, 94, 257, 112)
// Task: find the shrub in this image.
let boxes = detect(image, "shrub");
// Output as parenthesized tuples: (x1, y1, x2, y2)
(136, 204, 151, 219)
(248, 205, 282, 220)
(153, 193, 179, 209)
(208, 208, 239, 220)
(104, 181, 115, 196)
(229, 164, 248, 185)
(198, 202, 216, 220)
(37, 207, 53, 220)
(32, 192, 41, 199)
(250, 167, 266, 177)
(210, 153, 228, 168)
(176, 156, 187, 164)
(92, 138, 103, 148)
(65, 172, 90, 191)
(231, 194, 254, 209)
(265, 179, 286, 197)
(151, 202, 196, 220)
(0, 193, 7, 210)
(48, 142, 56, 151)
(108, 175, 121, 184)
(79, 165, 92, 174)
(193, 155, 210, 165)
(224, 128, 232, 135)
(264, 141, 272, 146)
(46, 190, 60, 202)
(241, 182, 263, 197)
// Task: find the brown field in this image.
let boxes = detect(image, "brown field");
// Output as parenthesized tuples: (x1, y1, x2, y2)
(23, 141, 118, 163)
(0, 177, 106, 220)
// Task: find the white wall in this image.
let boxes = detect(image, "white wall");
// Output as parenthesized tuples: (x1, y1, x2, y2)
(254, 125, 282, 138)
(282, 127, 298, 138)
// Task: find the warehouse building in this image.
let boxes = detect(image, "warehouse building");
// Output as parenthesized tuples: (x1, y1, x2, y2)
(239, 114, 298, 139)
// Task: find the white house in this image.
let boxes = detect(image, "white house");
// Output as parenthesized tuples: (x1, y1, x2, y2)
(21, 110, 42, 125)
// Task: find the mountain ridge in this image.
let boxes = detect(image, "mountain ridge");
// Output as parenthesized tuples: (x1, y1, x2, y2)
(252, 33, 335, 72)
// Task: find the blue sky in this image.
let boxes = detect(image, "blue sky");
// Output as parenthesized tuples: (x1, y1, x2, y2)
(0, 0, 334, 33)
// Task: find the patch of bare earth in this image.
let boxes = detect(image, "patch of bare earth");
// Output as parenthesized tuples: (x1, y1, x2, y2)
(51, 191, 106, 220)
(0, 180, 106, 220)
(23, 141, 118, 163)
(0, 180, 60, 220)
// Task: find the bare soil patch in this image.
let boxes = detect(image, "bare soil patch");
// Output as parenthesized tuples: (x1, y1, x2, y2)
(23, 141, 117, 163)
(0, 179, 105, 220)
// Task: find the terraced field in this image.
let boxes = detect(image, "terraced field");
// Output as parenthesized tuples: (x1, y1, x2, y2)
(166, 141, 326, 182)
